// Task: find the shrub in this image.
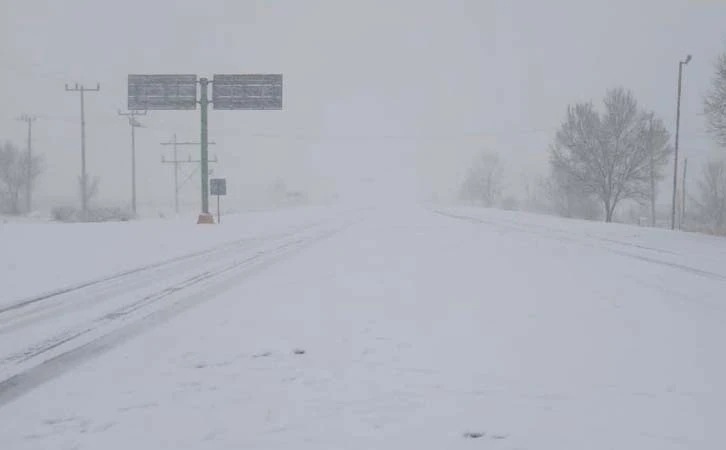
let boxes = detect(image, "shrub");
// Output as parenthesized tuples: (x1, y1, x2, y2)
(51, 206, 79, 222)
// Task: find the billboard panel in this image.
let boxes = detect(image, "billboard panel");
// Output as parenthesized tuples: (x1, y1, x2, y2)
(128, 74, 198, 110)
(212, 74, 282, 110)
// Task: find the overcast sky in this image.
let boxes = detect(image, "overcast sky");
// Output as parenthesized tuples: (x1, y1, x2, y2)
(2, 0, 726, 212)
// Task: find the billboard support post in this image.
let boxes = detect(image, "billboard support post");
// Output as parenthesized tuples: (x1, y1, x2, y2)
(198, 77, 212, 222)
(128, 73, 282, 224)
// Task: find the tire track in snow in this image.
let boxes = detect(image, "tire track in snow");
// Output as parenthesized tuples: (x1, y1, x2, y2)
(0, 220, 328, 317)
(0, 220, 339, 337)
(0, 218, 358, 407)
(434, 210, 726, 283)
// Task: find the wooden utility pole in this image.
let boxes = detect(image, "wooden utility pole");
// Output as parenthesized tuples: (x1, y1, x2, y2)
(17, 114, 37, 213)
(118, 110, 147, 214)
(65, 83, 100, 215)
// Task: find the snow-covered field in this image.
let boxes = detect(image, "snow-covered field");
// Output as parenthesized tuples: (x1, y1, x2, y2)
(0, 205, 724, 449)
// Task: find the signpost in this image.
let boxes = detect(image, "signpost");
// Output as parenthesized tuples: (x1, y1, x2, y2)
(127, 73, 282, 224)
(210, 178, 226, 224)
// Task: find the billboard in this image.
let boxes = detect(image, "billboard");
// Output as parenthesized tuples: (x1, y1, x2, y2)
(212, 74, 282, 110)
(128, 74, 198, 110)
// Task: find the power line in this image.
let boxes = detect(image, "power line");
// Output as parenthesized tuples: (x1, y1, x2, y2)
(1, 61, 72, 84)
(3, 108, 717, 141)
(161, 135, 217, 214)
(226, 128, 559, 140)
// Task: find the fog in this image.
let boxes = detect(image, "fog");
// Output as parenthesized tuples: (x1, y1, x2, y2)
(2, 0, 725, 214)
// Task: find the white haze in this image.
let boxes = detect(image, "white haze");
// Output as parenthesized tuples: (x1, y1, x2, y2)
(1, 0, 726, 213)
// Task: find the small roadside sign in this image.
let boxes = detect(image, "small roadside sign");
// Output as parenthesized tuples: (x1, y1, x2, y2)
(210, 178, 227, 196)
(210, 178, 227, 223)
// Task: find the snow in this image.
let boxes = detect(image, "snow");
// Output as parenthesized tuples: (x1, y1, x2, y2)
(1, 205, 725, 449)
(0, 205, 347, 306)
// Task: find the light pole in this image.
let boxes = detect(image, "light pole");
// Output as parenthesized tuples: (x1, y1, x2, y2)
(681, 158, 688, 229)
(671, 54, 691, 230)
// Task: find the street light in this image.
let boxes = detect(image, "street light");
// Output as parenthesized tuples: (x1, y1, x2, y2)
(671, 54, 692, 230)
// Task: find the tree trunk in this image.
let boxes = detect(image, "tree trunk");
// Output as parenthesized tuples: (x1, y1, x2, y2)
(9, 189, 20, 215)
(607, 201, 618, 223)
(650, 164, 656, 227)
(603, 198, 613, 223)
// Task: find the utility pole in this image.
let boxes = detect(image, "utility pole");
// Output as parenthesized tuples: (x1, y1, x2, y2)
(65, 83, 100, 216)
(681, 158, 688, 230)
(161, 135, 216, 214)
(671, 54, 691, 230)
(17, 114, 37, 213)
(118, 109, 147, 215)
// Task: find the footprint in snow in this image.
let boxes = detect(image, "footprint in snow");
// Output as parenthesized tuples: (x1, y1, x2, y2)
(463, 432, 484, 439)
(463, 431, 508, 440)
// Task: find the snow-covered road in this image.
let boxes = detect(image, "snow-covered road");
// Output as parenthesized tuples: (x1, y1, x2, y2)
(0, 205, 724, 449)
(0, 214, 358, 402)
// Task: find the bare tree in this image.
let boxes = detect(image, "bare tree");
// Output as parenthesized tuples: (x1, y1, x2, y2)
(693, 159, 726, 231)
(460, 152, 502, 207)
(704, 53, 726, 147)
(550, 88, 671, 222)
(0, 141, 42, 214)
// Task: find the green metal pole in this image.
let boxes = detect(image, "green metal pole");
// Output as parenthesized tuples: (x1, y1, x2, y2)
(80, 87, 88, 215)
(131, 117, 137, 215)
(199, 77, 210, 215)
